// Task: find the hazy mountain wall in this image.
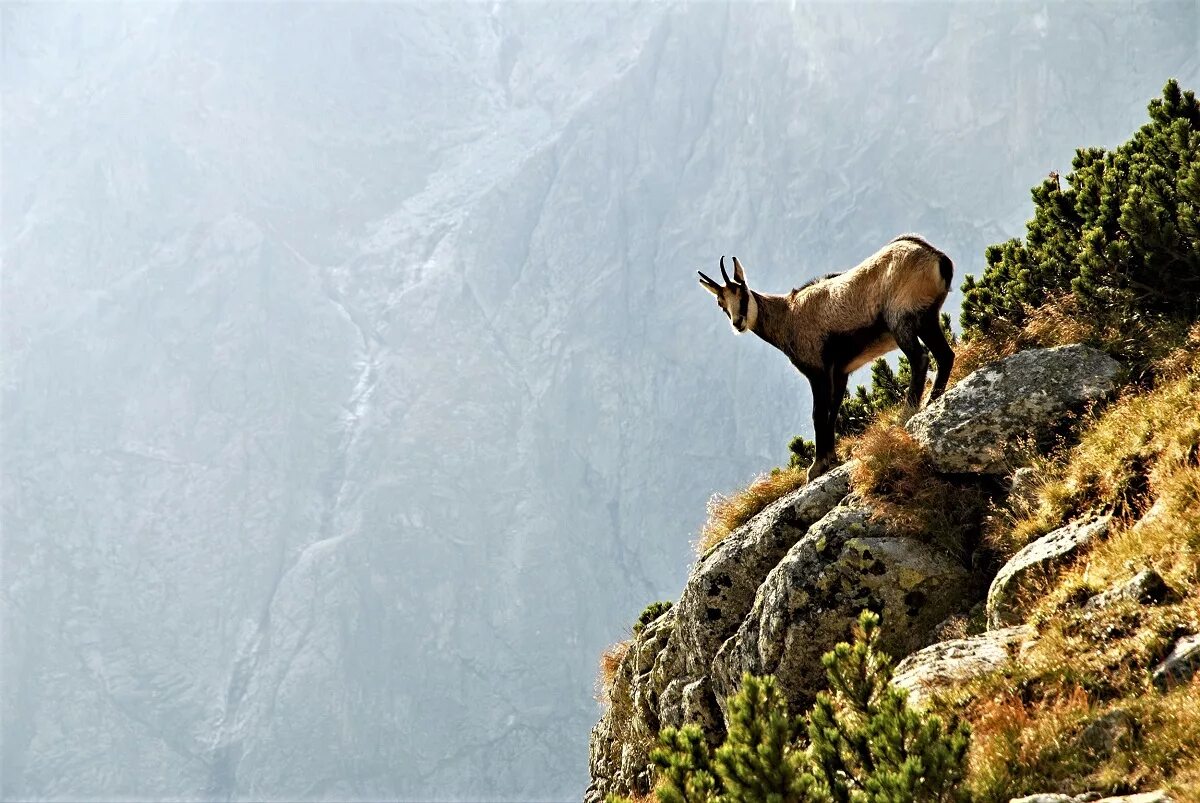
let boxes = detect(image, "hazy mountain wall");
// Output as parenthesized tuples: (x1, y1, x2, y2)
(2, 2, 1196, 799)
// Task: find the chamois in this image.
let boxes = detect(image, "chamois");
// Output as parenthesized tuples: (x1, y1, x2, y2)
(698, 235, 955, 481)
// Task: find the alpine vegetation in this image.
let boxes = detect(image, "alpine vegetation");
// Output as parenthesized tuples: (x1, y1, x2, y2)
(698, 236, 955, 480)
(620, 611, 969, 803)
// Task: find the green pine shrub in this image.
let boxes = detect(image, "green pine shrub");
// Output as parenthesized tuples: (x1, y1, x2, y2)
(634, 601, 674, 635)
(621, 611, 969, 803)
(960, 79, 1200, 376)
(808, 611, 970, 803)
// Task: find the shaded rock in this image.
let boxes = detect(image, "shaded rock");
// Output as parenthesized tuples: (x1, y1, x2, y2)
(892, 625, 1034, 708)
(908, 345, 1120, 474)
(681, 677, 723, 741)
(1083, 569, 1171, 612)
(711, 502, 973, 714)
(1008, 466, 1041, 514)
(987, 516, 1111, 628)
(1151, 633, 1200, 692)
(655, 677, 685, 732)
(672, 463, 852, 678)
(1075, 708, 1135, 759)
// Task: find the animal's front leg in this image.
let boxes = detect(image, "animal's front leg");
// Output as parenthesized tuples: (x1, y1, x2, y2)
(807, 375, 834, 482)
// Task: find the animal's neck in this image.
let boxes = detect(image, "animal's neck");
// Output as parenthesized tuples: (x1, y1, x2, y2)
(748, 291, 792, 351)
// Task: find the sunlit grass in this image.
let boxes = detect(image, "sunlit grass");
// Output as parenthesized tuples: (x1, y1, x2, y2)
(696, 467, 807, 554)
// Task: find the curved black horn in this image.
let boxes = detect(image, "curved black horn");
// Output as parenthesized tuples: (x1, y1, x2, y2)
(719, 256, 731, 285)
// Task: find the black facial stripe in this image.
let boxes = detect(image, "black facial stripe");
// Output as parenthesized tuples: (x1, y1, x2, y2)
(737, 290, 749, 322)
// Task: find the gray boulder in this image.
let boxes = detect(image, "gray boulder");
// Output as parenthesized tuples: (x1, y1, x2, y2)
(987, 516, 1111, 628)
(908, 345, 1120, 474)
(711, 502, 973, 713)
(1084, 568, 1171, 612)
(1151, 633, 1200, 692)
(672, 464, 852, 678)
(892, 625, 1034, 708)
(588, 467, 855, 801)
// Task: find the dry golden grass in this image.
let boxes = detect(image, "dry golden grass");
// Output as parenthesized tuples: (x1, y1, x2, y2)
(848, 417, 985, 557)
(696, 467, 807, 554)
(596, 640, 631, 707)
(965, 685, 1096, 802)
(958, 664, 1200, 802)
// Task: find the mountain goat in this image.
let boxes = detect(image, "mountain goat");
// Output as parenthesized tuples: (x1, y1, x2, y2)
(697, 235, 954, 481)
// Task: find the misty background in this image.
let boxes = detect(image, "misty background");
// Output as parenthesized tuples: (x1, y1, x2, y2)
(2, 2, 1197, 800)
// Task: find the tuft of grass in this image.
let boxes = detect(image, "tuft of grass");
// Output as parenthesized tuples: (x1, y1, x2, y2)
(965, 685, 1096, 803)
(950, 643, 1200, 802)
(597, 640, 631, 708)
(697, 467, 807, 554)
(848, 418, 985, 558)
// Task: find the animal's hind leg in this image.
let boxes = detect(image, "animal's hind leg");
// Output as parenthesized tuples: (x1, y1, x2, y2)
(917, 308, 954, 401)
(830, 370, 849, 434)
(892, 316, 928, 408)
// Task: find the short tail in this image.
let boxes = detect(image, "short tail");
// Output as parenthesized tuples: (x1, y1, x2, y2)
(938, 252, 954, 289)
(892, 234, 954, 290)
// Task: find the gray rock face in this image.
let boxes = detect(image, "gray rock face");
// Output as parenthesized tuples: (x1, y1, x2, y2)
(987, 516, 1111, 628)
(908, 345, 1121, 474)
(892, 625, 1034, 708)
(673, 465, 853, 678)
(1151, 634, 1200, 692)
(1011, 793, 1174, 803)
(587, 468, 855, 802)
(711, 503, 973, 713)
(1083, 569, 1171, 611)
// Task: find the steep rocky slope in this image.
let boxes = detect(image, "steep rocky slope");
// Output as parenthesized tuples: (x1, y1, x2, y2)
(587, 344, 1148, 801)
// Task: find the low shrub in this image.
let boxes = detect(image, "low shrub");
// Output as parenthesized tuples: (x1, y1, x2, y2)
(634, 601, 674, 635)
(627, 611, 970, 803)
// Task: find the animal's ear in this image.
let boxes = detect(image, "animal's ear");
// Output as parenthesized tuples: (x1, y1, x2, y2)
(697, 271, 720, 296)
(732, 257, 747, 285)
